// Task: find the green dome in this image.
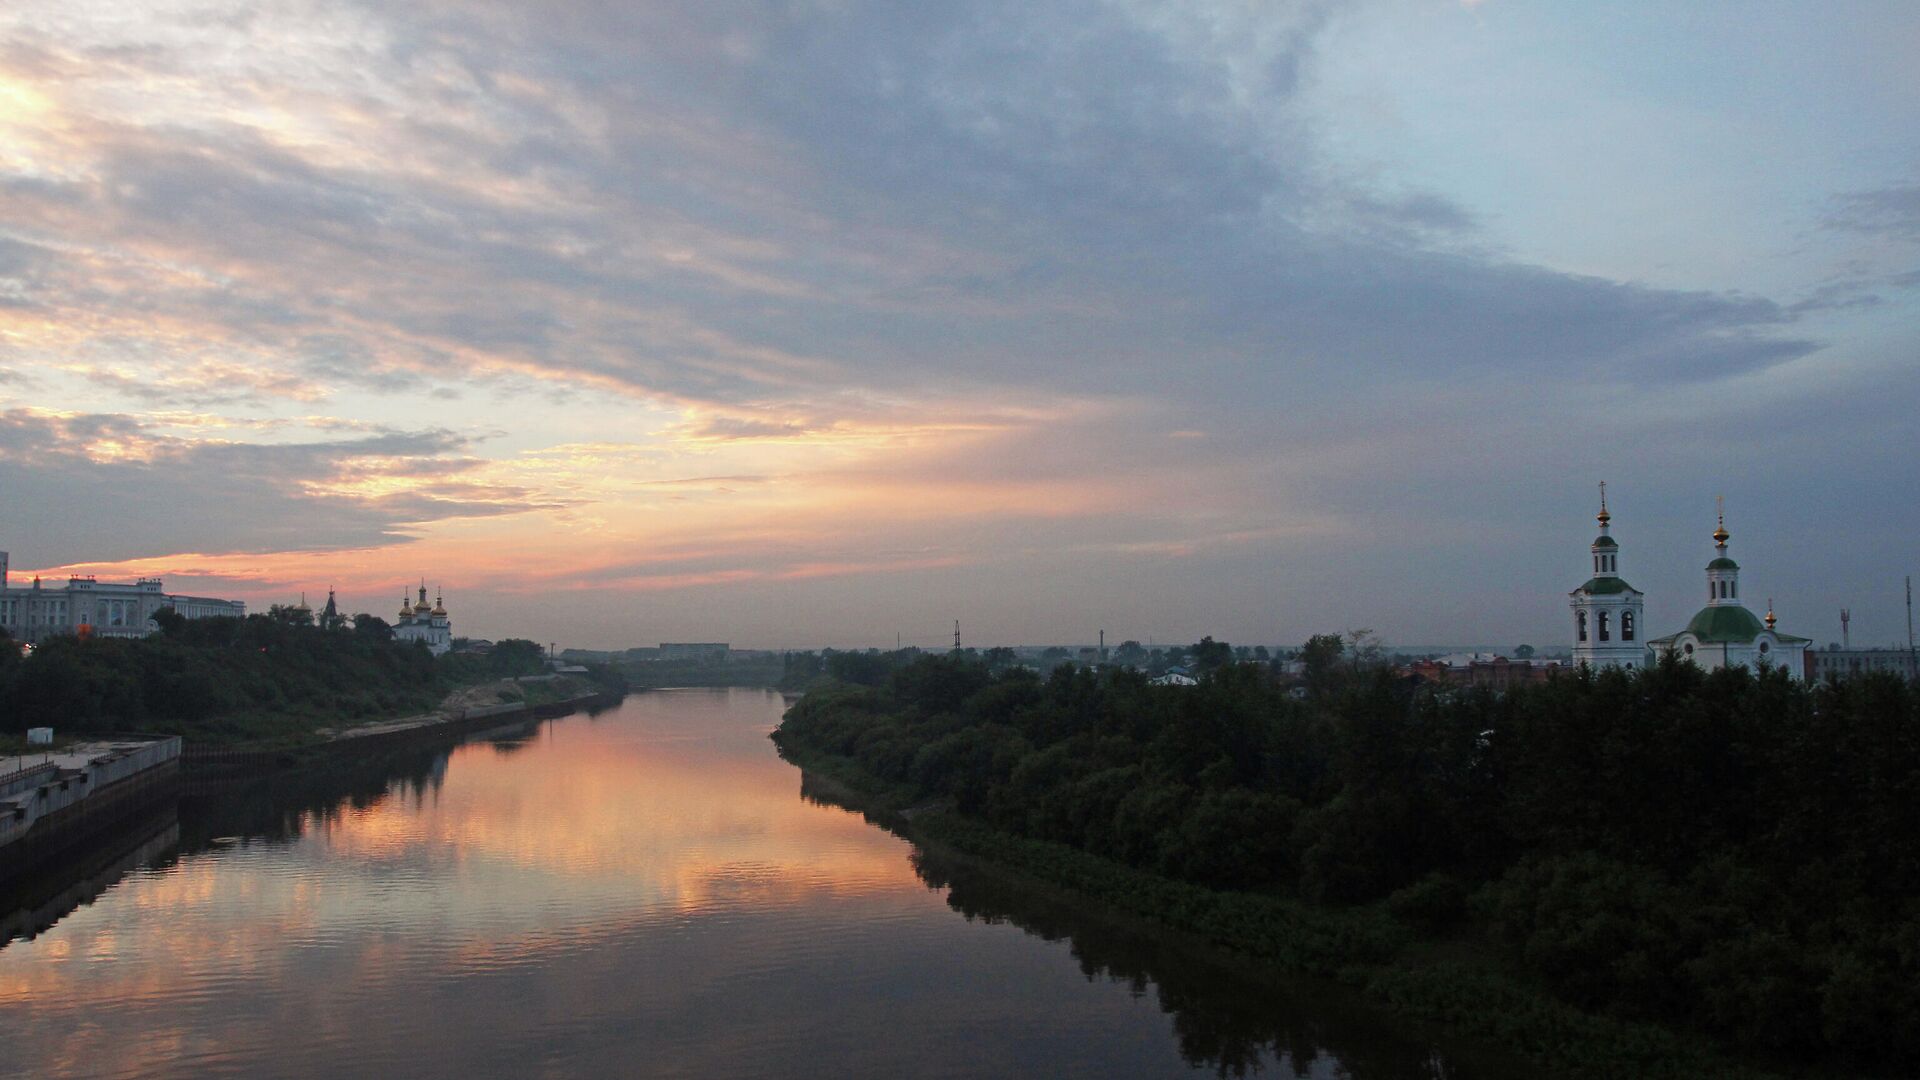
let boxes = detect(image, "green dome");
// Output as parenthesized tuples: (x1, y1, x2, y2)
(1683, 605, 1765, 643)
(1592, 535, 1618, 548)
(1706, 557, 1740, 570)
(1575, 577, 1637, 595)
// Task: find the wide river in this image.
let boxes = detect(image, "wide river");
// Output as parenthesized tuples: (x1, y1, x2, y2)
(0, 689, 1521, 1078)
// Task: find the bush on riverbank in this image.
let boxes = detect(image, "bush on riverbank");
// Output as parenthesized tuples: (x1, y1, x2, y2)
(774, 651, 1920, 1077)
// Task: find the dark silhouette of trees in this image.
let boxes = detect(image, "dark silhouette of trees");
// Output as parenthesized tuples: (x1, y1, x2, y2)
(776, 647, 1920, 1073)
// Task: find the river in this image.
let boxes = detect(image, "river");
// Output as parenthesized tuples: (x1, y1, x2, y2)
(0, 689, 1518, 1078)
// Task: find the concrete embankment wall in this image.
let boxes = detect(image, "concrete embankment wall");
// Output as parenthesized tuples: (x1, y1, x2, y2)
(0, 737, 183, 876)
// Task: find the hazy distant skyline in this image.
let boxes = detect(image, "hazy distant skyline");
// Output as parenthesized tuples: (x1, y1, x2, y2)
(2, 2, 1916, 650)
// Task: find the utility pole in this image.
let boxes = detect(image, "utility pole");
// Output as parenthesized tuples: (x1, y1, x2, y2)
(1907, 576, 1915, 679)
(953, 620, 961, 650)
(1841, 608, 1851, 650)
(1099, 629, 1106, 664)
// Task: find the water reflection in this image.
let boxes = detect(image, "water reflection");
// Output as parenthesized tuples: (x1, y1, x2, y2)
(0, 690, 1511, 1079)
(911, 845, 1485, 1080)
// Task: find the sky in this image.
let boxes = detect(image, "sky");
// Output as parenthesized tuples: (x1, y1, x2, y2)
(1, 1, 1916, 651)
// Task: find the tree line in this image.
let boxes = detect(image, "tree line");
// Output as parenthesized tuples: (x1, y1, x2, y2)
(775, 643, 1920, 1073)
(0, 609, 570, 744)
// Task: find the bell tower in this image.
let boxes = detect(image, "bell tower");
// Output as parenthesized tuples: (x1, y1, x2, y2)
(1569, 483, 1647, 669)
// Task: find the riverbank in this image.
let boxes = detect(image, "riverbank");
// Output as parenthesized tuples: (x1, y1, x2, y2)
(181, 676, 624, 779)
(773, 735, 1782, 1080)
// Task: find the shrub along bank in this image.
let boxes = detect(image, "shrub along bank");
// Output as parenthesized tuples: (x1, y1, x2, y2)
(773, 651, 1919, 1079)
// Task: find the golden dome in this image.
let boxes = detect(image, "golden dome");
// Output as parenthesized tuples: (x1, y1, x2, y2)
(432, 592, 447, 616)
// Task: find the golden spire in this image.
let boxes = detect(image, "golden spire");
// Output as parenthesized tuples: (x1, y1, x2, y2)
(1596, 480, 1610, 528)
(1765, 600, 1777, 630)
(1712, 495, 1729, 548)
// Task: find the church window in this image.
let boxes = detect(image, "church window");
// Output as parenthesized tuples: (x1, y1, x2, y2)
(1622, 611, 1634, 641)
(1758, 641, 1770, 654)
(1598, 611, 1610, 641)
(1683, 643, 1695, 656)
(1577, 611, 1587, 642)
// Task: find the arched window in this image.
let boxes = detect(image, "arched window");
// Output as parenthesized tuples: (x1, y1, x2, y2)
(1598, 611, 1610, 641)
(1594, 555, 1601, 573)
(1622, 611, 1635, 641)
(1577, 610, 1588, 642)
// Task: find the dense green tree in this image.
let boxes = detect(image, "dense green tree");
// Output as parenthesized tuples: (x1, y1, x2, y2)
(1298, 633, 1344, 696)
(775, 647, 1920, 1073)
(1190, 636, 1233, 672)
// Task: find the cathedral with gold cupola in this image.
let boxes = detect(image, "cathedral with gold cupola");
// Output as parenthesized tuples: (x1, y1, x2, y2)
(394, 583, 453, 655)
(1645, 502, 1810, 677)
(1571, 489, 1810, 678)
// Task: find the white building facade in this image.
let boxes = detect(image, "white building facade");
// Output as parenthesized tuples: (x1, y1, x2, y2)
(0, 551, 246, 643)
(394, 584, 452, 655)
(1568, 490, 1648, 670)
(1646, 511, 1810, 678)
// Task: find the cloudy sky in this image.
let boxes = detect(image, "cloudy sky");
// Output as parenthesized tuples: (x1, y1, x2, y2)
(2, 1, 1915, 650)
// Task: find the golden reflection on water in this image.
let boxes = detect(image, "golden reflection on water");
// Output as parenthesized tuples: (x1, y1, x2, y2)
(0, 691, 935, 1077)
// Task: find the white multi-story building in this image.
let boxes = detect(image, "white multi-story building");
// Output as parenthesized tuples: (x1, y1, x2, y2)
(0, 550, 246, 643)
(393, 583, 453, 655)
(1807, 647, 1917, 682)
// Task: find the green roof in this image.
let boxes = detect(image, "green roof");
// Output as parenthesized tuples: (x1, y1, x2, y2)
(1706, 557, 1740, 570)
(1592, 535, 1617, 548)
(1683, 605, 1766, 643)
(1573, 577, 1638, 595)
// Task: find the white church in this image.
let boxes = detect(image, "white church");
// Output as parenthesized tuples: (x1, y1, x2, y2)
(394, 583, 453, 655)
(1569, 489, 1809, 677)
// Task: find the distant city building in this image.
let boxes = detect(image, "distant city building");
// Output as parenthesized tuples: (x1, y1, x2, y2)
(1410, 654, 1564, 690)
(1646, 507, 1810, 678)
(659, 642, 729, 662)
(393, 583, 452, 655)
(0, 550, 245, 643)
(1806, 647, 1917, 683)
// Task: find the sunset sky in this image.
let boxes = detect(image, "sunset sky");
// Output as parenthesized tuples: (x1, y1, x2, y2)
(2, 1, 1916, 650)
